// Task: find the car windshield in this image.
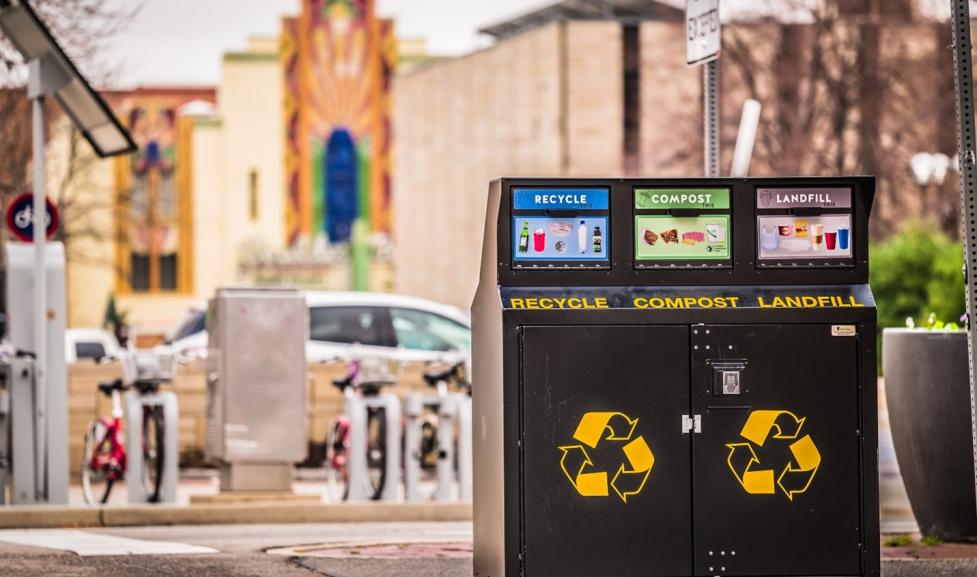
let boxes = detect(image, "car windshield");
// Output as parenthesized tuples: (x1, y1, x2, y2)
(391, 308, 471, 352)
(75, 341, 106, 359)
(171, 309, 206, 342)
(309, 306, 388, 346)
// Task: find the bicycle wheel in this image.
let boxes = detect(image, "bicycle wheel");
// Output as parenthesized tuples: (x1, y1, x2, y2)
(141, 406, 165, 503)
(366, 407, 387, 500)
(326, 418, 350, 501)
(80, 421, 115, 505)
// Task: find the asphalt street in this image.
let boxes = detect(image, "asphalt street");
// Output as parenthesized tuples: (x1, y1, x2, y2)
(2, 520, 975, 577)
(0, 521, 473, 577)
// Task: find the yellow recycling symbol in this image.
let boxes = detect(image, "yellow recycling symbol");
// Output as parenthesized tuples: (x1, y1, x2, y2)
(559, 412, 655, 503)
(726, 410, 822, 501)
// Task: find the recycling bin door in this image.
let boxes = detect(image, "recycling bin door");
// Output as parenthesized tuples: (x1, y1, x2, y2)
(521, 325, 692, 577)
(691, 324, 862, 576)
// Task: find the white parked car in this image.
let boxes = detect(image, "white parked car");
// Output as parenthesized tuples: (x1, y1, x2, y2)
(165, 291, 471, 363)
(65, 328, 122, 363)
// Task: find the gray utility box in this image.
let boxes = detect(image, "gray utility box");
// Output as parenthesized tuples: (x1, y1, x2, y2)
(206, 287, 309, 492)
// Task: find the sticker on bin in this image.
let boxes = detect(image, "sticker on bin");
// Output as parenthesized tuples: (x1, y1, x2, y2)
(513, 216, 608, 261)
(758, 215, 852, 260)
(756, 187, 851, 209)
(634, 187, 730, 210)
(559, 411, 654, 503)
(513, 188, 609, 211)
(726, 410, 821, 501)
(636, 215, 730, 261)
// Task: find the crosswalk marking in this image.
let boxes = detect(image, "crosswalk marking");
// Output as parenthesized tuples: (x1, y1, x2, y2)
(0, 529, 218, 556)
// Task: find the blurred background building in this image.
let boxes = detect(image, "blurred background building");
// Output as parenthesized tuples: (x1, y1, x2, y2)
(0, 0, 967, 335)
(395, 0, 959, 308)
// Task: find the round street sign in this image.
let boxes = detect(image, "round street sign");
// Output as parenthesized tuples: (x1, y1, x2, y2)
(5, 192, 59, 242)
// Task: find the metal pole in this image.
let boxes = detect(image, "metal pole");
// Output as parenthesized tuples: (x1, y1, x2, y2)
(949, 0, 977, 508)
(30, 92, 47, 501)
(730, 99, 762, 178)
(703, 59, 720, 177)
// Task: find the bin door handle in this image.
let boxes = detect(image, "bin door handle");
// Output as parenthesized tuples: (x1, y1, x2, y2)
(681, 414, 702, 434)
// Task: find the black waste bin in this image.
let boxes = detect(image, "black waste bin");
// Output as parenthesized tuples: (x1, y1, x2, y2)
(472, 177, 879, 577)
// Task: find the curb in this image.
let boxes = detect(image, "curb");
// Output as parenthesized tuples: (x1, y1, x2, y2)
(882, 559, 977, 577)
(0, 502, 473, 529)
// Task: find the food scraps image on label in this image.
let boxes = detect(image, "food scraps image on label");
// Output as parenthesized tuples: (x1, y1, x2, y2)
(634, 216, 730, 261)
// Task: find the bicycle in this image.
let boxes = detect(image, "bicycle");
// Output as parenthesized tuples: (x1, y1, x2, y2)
(410, 357, 470, 500)
(325, 353, 399, 501)
(80, 350, 174, 505)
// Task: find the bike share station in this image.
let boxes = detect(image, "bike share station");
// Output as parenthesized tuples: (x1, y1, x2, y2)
(121, 352, 180, 504)
(403, 361, 473, 502)
(334, 355, 403, 502)
(1, 242, 68, 505)
(472, 178, 879, 577)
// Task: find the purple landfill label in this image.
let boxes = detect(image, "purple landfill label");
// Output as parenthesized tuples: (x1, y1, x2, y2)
(756, 187, 852, 210)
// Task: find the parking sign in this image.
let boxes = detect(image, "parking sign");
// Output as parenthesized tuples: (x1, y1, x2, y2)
(686, 0, 721, 65)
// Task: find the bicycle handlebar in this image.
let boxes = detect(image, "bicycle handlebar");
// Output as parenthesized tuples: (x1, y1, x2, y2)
(422, 361, 471, 390)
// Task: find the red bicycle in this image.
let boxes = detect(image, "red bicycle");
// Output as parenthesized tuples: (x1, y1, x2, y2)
(81, 352, 171, 505)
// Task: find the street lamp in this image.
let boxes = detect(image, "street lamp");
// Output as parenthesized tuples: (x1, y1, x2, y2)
(0, 0, 134, 501)
(910, 152, 954, 187)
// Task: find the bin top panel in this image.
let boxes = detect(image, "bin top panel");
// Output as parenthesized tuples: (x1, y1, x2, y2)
(491, 176, 875, 287)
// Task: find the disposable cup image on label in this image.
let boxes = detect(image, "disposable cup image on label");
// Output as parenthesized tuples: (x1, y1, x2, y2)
(635, 215, 730, 261)
(757, 215, 851, 260)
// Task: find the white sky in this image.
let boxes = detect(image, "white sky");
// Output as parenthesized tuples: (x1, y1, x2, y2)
(97, 0, 977, 88)
(104, 0, 553, 88)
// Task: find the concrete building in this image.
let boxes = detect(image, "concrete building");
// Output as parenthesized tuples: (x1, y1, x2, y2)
(393, 2, 693, 309)
(49, 36, 287, 336)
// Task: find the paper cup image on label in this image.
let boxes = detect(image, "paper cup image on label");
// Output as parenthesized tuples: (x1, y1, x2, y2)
(635, 215, 730, 261)
(757, 215, 852, 260)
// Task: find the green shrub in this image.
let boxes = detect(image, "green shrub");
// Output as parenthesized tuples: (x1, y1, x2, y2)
(883, 534, 914, 547)
(870, 222, 965, 371)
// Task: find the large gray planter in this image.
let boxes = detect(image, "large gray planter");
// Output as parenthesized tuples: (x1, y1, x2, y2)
(882, 328, 977, 542)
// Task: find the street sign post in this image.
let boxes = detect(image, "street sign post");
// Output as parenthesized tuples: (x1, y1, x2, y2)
(685, 0, 720, 66)
(5, 192, 58, 242)
(949, 0, 977, 516)
(686, 0, 721, 178)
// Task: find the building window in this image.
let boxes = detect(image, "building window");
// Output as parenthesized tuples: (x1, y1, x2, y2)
(116, 103, 193, 294)
(249, 169, 259, 222)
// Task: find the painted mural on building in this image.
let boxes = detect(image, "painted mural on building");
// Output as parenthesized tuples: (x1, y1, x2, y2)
(282, 0, 395, 248)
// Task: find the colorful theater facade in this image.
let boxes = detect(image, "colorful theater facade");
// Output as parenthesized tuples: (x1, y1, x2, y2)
(56, 2, 398, 335)
(282, 0, 395, 249)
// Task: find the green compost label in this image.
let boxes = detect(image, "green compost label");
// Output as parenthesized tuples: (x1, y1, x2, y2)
(635, 188, 730, 210)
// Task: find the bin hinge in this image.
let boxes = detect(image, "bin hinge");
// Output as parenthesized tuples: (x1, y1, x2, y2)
(682, 414, 701, 434)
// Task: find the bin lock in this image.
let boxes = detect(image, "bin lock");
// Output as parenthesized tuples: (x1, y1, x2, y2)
(709, 360, 748, 396)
